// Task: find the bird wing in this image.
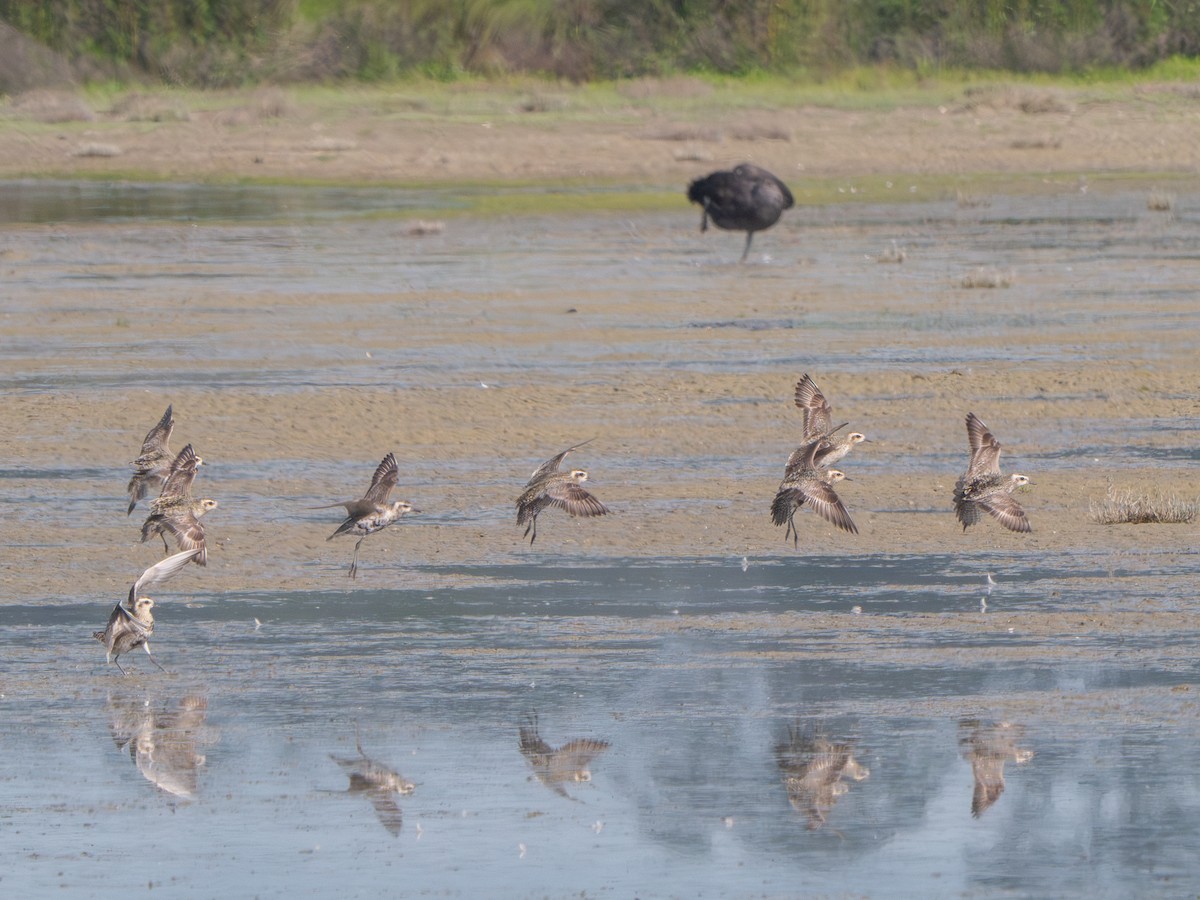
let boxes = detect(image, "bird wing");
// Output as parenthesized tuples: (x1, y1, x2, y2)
(529, 439, 593, 482)
(139, 405, 175, 456)
(736, 163, 795, 209)
(155, 512, 209, 565)
(794, 375, 834, 441)
(158, 444, 200, 499)
(980, 494, 1031, 533)
(782, 437, 831, 479)
(800, 480, 858, 534)
(128, 548, 203, 605)
(965, 413, 1003, 476)
(544, 482, 609, 518)
(363, 453, 399, 505)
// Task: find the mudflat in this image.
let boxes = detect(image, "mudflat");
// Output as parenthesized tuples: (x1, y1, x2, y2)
(0, 80, 1196, 602)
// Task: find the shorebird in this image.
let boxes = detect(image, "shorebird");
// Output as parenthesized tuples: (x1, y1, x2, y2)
(330, 730, 415, 836)
(94, 548, 201, 674)
(140, 444, 217, 565)
(789, 374, 869, 471)
(126, 405, 175, 515)
(954, 412, 1033, 533)
(772, 438, 858, 546)
(518, 714, 610, 801)
(687, 163, 794, 261)
(516, 441, 609, 545)
(959, 720, 1034, 817)
(316, 452, 419, 579)
(775, 725, 870, 831)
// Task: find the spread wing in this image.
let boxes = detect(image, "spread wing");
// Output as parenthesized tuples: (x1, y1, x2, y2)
(794, 374, 834, 441)
(529, 439, 593, 483)
(544, 481, 609, 518)
(159, 444, 201, 500)
(129, 548, 203, 605)
(363, 453, 398, 505)
(964, 413, 1003, 477)
(139, 405, 175, 456)
(980, 494, 1031, 533)
(801, 480, 858, 534)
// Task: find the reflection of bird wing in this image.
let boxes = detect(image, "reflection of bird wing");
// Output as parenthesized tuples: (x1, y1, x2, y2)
(544, 481, 609, 518)
(363, 453, 399, 506)
(549, 739, 610, 780)
(965, 413, 1003, 476)
(529, 440, 592, 482)
(970, 755, 1007, 817)
(363, 786, 404, 836)
(794, 375, 834, 442)
(128, 548, 203, 605)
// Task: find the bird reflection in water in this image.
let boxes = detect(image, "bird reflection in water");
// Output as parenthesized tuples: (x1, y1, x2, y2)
(330, 731, 415, 836)
(106, 693, 213, 801)
(775, 725, 870, 831)
(959, 719, 1034, 817)
(518, 714, 610, 801)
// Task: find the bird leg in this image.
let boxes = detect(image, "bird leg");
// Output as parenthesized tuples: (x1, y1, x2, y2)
(740, 231, 754, 262)
(526, 515, 539, 546)
(143, 642, 168, 673)
(113, 657, 129, 676)
(699, 210, 709, 233)
(348, 537, 365, 579)
(785, 513, 799, 549)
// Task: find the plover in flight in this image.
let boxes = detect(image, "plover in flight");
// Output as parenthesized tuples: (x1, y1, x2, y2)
(518, 714, 610, 801)
(772, 437, 858, 546)
(954, 413, 1033, 533)
(126, 405, 175, 515)
(516, 441, 609, 545)
(687, 163, 794, 261)
(787, 373, 868, 473)
(317, 452, 419, 579)
(140, 444, 217, 565)
(94, 548, 201, 674)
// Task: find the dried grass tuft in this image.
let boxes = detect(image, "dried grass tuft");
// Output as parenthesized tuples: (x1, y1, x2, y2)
(1147, 190, 1175, 212)
(1090, 486, 1197, 525)
(960, 267, 1012, 289)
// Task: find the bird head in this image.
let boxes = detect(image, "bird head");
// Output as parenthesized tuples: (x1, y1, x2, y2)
(1011, 474, 1032, 487)
(570, 469, 589, 482)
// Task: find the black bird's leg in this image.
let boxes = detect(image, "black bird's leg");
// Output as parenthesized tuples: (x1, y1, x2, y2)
(740, 231, 754, 262)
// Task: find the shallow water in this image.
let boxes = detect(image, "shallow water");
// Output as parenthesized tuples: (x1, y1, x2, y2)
(2, 180, 1200, 897)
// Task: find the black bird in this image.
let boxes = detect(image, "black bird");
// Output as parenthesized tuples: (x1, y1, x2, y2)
(687, 163, 794, 261)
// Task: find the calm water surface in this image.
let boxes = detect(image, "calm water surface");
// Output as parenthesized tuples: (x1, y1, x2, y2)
(2, 180, 1199, 898)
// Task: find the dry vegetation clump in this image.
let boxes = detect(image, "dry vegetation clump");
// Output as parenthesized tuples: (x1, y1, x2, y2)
(1090, 486, 1198, 525)
(10, 89, 95, 123)
(110, 93, 191, 122)
(877, 240, 906, 263)
(643, 125, 724, 143)
(1146, 190, 1175, 212)
(960, 267, 1012, 289)
(71, 142, 122, 158)
(956, 190, 991, 209)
